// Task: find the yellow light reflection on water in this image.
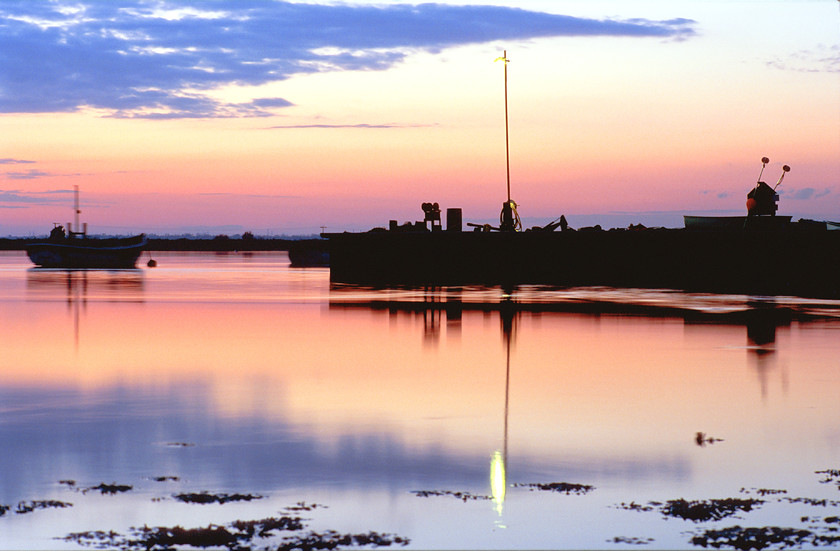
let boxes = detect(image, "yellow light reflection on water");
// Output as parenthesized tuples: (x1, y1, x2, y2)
(490, 449, 506, 516)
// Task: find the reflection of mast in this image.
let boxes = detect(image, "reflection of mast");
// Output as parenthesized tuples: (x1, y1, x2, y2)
(422, 286, 442, 346)
(26, 269, 145, 351)
(491, 294, 516, 516)
(66, 270, 87, 351)
(745, 304, 786, 400)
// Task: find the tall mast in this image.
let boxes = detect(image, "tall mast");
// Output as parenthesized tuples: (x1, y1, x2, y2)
(74, 185, 80, 232)
(495, 51, 519, 232)
(502, 50, 511, 203)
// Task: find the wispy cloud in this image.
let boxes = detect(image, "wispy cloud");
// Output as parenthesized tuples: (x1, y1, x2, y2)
(767, 44, 840, 73)
(0, 189, 73, 207)
(2, 168, 85, 180)
(0, 158, 36, 165)
(0, 1, 695, 119)
(4, 169, 55, 180)
(197, 192, 302, 199)
(267, 123, 437, 129)
(781, 187, 832, 201)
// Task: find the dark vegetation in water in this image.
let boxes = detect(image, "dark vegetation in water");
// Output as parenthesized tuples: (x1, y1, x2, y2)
(411, 490, 491, 502)
(615, 489, 840, 549)
(85, 482, 133, 495)
(58, 480, 133, 494)
(14, 500, 73, 515)
(513, 482, 595, 495)
(662, 499, 764, 522)
(173, 491, 264, 504)
(411, 483, 595, 503)
(284, 502, 326, 512)
(782, 496, 840, 507)
(617, 498, 764, 522)
(816, 469, 840, 490)
(690, 525, 840, 550)
(5, 468, 837, 548)
(696, 432, 725, 446)
(61, 510, 410, 550)
(607, 536, 655, 545)
(740, 488, 787, 497)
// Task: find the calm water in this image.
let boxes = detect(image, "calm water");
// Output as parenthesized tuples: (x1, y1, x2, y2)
(1, 251, 839, 550)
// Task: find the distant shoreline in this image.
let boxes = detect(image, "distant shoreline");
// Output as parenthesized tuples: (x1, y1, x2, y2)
(0, 237, 322, 252)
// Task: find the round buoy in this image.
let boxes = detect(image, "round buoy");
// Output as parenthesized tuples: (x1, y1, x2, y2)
(746, 198, 757, 212)
(147, 259, 157, 267)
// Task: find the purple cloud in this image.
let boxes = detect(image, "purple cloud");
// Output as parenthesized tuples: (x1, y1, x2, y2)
(0, 1, 695, 119)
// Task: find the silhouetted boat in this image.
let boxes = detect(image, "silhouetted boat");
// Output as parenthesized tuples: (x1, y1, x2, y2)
(683, 215, 792, 231)
(288, 238, 329, 267)
(324, 156, 839, 296)
(26, 230, 147, 269)
(24, 186, 147, 269)
(323, 54, 840, 298)
(684, 158, 793, 231)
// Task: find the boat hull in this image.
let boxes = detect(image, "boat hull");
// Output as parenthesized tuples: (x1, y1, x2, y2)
(25, 235, 147, 269)
(684, 215, 791, 230)
(324, 229, 840, 299)
(288, 239, 330, 267)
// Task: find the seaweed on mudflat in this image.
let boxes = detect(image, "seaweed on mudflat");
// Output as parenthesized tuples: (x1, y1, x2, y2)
(411, 490, 491, 502)
(283, 502, 326, 512)
(85, 483, 133, 495)
(61, 515, 409, 550)
(61, 530, 122, 549)
(513, 482, 595, 495)
(607, 535, 655, 545)
(690, 525, 840, 549)
(15, 500, 73, 514)
(616, 501, 657, 513)
(173, 491, 263, 504)
(275, 530, 410, 551)
(230, 516, 306, 537)
(64, 525, 238, 550)
(661, 498, 763, 522)
(740, 487, 787, 497)
(782, 496, 840, 507)
(617, 498, 763, 522)
(816, 469, 840, 489)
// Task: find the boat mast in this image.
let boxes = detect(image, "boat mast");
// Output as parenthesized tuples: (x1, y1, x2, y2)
(74, 185, 80, 233)
(501, 50, 511, 203)
(496, 51, 519, 231)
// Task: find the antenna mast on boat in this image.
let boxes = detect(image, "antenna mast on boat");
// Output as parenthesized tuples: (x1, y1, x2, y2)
(68, 184, 86, 237)
(495, 50, 520, 231)
(74, 185, 80, 233)
(499, 50, 511, 203)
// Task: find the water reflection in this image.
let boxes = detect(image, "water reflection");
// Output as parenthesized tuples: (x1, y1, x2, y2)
(744, 305, 787, 400)
(326, 283, 840, 500)
(3, 256, 840, 549)
(328, 283, 836, 351)
(492, 304, 514, 517)
(26, 268, 145, 303)
(24, 269, 144, 349)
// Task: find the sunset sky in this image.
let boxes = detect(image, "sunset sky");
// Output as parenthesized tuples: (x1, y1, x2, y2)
(2, 0, 838, 236)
